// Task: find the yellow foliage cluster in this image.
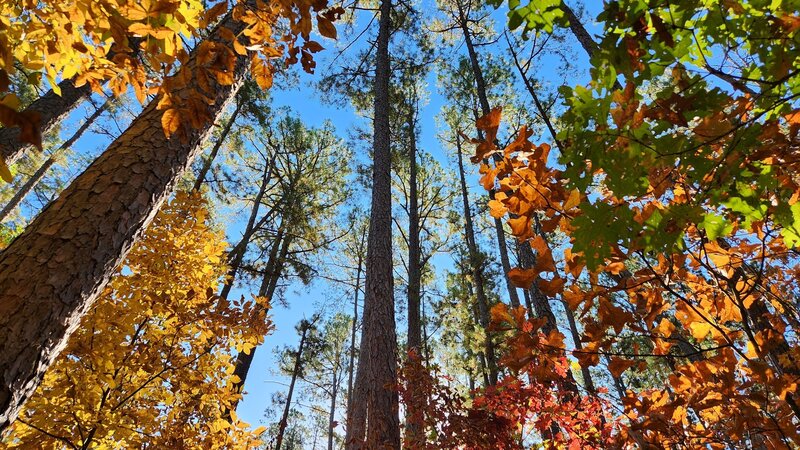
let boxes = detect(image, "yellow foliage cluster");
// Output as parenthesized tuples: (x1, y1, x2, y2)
(1, 191, 273, 449)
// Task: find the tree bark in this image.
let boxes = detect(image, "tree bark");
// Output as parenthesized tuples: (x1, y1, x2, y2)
(0, 9, 250, 430)
(345, 0, 400, 447)
(456, 0, 521, 310)
(405, 105, 424, 445)
(346, 250, 363, 421)
(0, 79, 93, 166)
(275, 321, 310, 450)
(455, 133, 498, 385)
(228, 229, 290, 410)
(0, 99, 110, 224)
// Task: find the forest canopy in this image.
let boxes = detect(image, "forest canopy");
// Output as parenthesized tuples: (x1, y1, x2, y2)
(0, 0, 798, 449)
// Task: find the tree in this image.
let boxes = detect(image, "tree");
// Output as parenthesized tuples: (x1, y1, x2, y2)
(346, 0, 402, 446)
(0, 0, 341, 428)
(1, 192, 271, 449)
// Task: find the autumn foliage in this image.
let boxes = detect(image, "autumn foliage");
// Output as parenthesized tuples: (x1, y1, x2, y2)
(2, 192, 272, 448)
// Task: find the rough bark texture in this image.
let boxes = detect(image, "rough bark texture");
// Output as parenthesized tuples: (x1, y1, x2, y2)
(405, 107, 424, 445)
(456, 134, 498, 385)
(346, 252, 363, 420)
(275, 321, 310, 450)
(345, 0, 400, 447)
(0, 79, 93, 166)
(561, 2, 598, 58)
(0, 99, 109, 224)
(0, 9, 250, 431)
(456, 0, 521, 310)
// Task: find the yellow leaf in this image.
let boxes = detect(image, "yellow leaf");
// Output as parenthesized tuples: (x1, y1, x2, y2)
(563, 188, 580, 211)
(161, 108, 180, 138)
(689, 321, 712, 341)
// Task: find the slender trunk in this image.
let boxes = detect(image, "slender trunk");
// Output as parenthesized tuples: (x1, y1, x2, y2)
(328, 372, 339, 450)
(218, 152, 276, 302)
(345, 0, 400, 447)
(192, 102, 243, 191)
(455, 134, 498, 385)
(275, 322, 310, 450)
(228, 230, 290, 409)
(405, 106, 424, 446)
(457, 1, 521, 309)
(0, 79, 93, 166)
(0, 99, 110, 223)
(562, 298, 597, 395)
(560, 3, 598, 57)
(346, 253, 363, 418)
(0, 9, 251, 430)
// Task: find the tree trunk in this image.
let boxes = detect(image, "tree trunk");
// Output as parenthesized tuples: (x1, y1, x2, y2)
(0, 79, 93, 166)
(346, 252, 363, 420)
(456, 0, 521, 310)
(405, 105, 425, 446)
(192, 101, 243, 192)
(228, 229, 290, 410)
(275, 322, 310, 450)
(328, 371, 339, 450)
(0, 99, 110, 224)
(345, 0, 400, 447)
(455, 133, 498, 385)
(561, 3, 598, 57)
(217, 151, 276, 302)
(0, 9, 250, 431)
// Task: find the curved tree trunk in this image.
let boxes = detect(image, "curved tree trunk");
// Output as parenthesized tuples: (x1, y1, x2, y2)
(0, 79, 93, 166)
(345, 0, 400, 447)
(0, 99, 110, 224)
(0, 9, 251, 431)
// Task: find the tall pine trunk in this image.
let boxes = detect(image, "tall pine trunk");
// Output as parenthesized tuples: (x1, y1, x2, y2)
(345, 0, 400, 446)
(0, 9, 250, 430)
(346, 248, 363, 419)
(456, 0, 521, 310)
(405, 106, 424, 444)
(455, 133, 498, 385)
(275, 321, 310, 450)
(228, 229, 291, 410)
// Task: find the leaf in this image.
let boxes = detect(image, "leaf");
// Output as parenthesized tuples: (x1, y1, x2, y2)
(317, 16, 337, 39)
(608, 357, 636, 377)
(538, 277, 565, 296)
(0, 160, 12, 182)
(161, 108, 181, 138)
(508, 267, 537, 289)
(563, 188, 581, 210)
(488, 199, 508, 218)
(689, 321, 712, 341)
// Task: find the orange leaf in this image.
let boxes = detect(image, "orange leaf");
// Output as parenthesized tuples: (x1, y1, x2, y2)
(563, 188, 581, 211)
(538, 277, 565, 296)
(488, 199, 507, 219)
(608, 357, 636, 377)
(508, 267, 537, 289)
